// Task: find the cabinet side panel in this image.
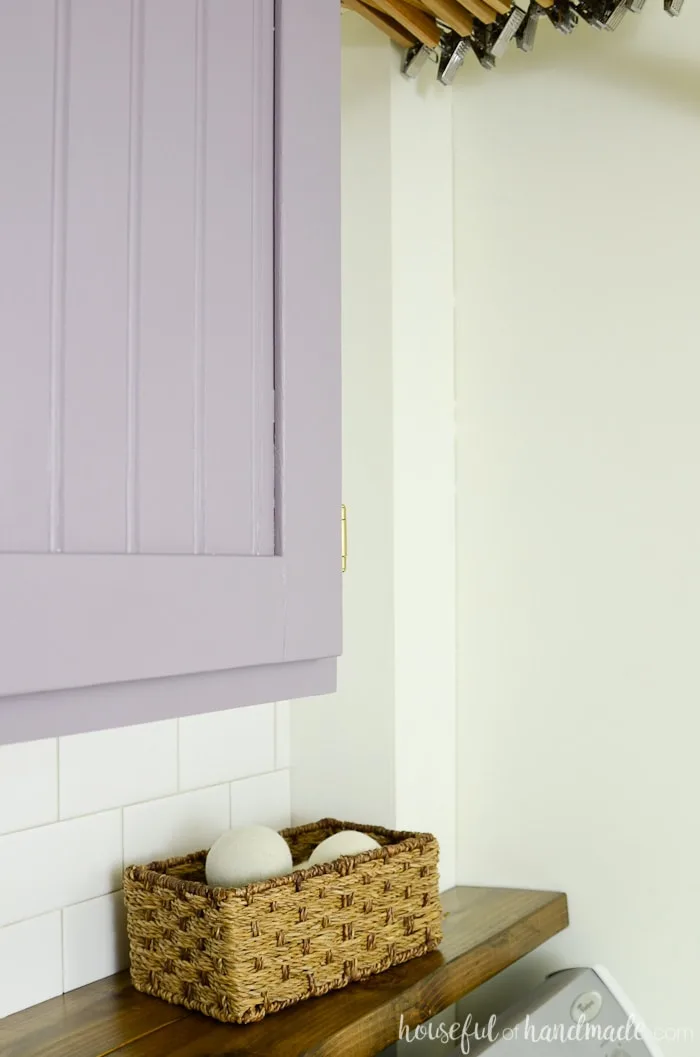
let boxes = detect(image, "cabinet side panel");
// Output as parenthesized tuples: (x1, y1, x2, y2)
(0, 1, 55, 554)
(277, 0, 343, 660)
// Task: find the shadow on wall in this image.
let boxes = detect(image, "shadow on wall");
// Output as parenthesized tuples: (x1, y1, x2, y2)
(345, 7, 700, 116)
(586, 53, 700, 116)
(453, 18, 700, 118)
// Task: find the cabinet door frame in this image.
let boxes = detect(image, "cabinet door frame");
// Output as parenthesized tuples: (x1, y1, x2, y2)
(0, 0, 341, 740)
(273, 0, 342, 667)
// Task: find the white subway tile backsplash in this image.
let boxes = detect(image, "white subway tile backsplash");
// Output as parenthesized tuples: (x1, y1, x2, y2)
(230, 770, 291, 831)
(0, 701, 285, 1016)
(0, 810, 123, 927)
(123, 784, 230, 866)
(59, 721, 178, 819)
(0, 738, 58, 836)
(62, 892, 129, 992)
(275, 702, 291, 769)
(178, 703, 275, 791)
(0, 912, 63, 1018)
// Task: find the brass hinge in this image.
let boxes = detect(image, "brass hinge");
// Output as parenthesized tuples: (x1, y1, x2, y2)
(341, 504, 347, 574)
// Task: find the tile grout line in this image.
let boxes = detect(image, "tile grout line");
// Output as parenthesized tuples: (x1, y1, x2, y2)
(273, 701, 279, 769)
(55, 737, 61, 821)
(2, 893, 123, 933)
(59, 904, 66, 993)
(1, 777, 288, 931)
(120, 807, 125, 875)
(0, 805, 123, 837)
(176, 719, 181, 791)
(0, 769, 284, 839)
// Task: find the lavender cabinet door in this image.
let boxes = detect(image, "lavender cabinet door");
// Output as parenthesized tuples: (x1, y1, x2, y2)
(0, 0, 341, 728)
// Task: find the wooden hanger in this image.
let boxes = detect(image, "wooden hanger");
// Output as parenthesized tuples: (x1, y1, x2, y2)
(420, 0, 474, 37)
(344, 0, 684, 74)
(451, 0, 500, 23)
(365, 0, 443, 46)
(364, 0, 503, 31)
(342, 0, 419, 46)
(401, 0, 504, 20)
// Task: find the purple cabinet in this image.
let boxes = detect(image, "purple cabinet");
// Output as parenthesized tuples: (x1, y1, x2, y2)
(0, 0, 341, 743)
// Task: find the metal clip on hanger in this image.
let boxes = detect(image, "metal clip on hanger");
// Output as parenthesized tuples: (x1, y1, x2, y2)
(577, 0, 628, 29)
(516, 0, 554, 51)
(547, 0, 579, 33)
(344, 0, 686, 84)
(490, 0, 528, 59)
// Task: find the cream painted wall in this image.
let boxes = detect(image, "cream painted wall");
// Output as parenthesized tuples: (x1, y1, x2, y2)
(455, 7, 700, 1053)
(291, 16, 457, 892)
(290, 17, 397, 834)
(389, 28, 456, 880)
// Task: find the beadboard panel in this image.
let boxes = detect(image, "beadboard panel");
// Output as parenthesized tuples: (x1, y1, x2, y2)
(0, 0, 274, 559)
(0, 0, 55, 555)
(62, 0, 131, 555)
(137, 0, 198, 557)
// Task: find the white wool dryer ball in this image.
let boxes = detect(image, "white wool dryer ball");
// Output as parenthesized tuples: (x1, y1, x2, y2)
(308, 830, 381, 866)
(205, 825, 292, 888)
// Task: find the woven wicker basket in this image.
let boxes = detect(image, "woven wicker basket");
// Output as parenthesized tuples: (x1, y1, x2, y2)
(123, 817, 442, 1024)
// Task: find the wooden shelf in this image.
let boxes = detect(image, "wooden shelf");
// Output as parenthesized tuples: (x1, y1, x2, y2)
(0, 886, 568, 1057)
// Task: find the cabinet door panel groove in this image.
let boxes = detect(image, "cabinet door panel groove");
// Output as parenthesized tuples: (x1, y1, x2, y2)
(250, 0, 275, 557)
(48, 0, 70, 555)
(192, 0, 207, 556)
(126, 0, 145, 555)
(137, 0, 197, 555)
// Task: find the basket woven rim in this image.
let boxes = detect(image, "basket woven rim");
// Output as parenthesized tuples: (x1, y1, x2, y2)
(123, 816, 438, 902)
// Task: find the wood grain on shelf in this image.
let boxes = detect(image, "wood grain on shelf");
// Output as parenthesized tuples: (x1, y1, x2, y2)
(0, 971, 188, 1057)
(0, 887, 568, 1057)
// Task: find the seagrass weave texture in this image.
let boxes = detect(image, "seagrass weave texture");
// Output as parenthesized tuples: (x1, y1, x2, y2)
(123, 817, 442, 1024)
